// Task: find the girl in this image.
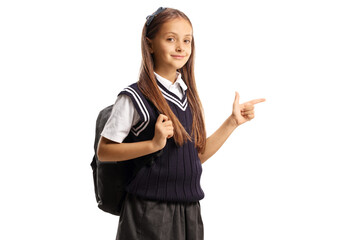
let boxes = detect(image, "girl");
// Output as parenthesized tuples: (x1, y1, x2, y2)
(97, 7, 265, 240)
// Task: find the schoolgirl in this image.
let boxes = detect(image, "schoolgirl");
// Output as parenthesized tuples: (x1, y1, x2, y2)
(97, 7, 265, 240)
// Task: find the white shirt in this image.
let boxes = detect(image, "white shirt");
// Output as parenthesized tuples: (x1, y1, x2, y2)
(101, 71, 187, 143)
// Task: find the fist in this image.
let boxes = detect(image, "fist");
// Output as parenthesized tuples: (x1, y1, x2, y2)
(152, 114, 174, 150)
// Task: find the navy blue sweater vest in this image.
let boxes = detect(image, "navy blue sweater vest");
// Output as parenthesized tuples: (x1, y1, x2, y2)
(119, 81, 204, 202)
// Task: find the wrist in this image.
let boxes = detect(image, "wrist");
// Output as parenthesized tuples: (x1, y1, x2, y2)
(150, 139, 162, 152)
(228, 115, 240, 128)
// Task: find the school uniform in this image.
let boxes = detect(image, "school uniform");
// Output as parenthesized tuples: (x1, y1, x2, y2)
(101, 71, 204, 240)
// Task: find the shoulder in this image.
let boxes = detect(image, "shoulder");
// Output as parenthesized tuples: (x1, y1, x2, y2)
(110, 82, 139, 113)
(116, 82, 151, 118)
(118, 82, 141, 97)
(118, 82, 150, 109)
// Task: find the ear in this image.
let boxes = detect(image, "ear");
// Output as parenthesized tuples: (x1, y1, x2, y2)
(146, 37, 154, 54)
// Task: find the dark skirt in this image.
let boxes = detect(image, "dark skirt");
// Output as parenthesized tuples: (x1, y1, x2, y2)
(116, 192, 204, 240)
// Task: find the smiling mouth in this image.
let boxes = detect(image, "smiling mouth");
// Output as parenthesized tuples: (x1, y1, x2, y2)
(171, 55, 185, 59)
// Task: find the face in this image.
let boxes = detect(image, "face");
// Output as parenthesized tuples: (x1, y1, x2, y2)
(147, 18, 193, 74)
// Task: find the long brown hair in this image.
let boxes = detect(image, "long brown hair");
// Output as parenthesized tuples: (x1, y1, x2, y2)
(137, 7, 206, 154)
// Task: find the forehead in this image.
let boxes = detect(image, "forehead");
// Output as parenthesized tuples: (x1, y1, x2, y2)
(158, 18, 193, 37)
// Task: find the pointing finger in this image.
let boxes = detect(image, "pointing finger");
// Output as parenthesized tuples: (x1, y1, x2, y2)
(243, 104, 254, 111)
(248, 98, 266, 105)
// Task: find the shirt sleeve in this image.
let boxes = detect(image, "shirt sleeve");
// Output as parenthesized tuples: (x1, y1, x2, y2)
(100, 94, 140, 143)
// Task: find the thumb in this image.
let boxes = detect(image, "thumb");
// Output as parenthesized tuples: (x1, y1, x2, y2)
(234, 91, 240, 105)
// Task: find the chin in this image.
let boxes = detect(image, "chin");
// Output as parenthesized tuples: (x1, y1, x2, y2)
(177, 61, 188, 68)
(175, 65, 186, 71)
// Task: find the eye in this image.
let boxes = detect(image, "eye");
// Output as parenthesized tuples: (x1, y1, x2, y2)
(184, 39, 191, 44)
(167, 37, 175, 42)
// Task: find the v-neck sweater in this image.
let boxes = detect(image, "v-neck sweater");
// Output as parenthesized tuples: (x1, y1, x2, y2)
(101, 78, 204, 202)
(101, 71, 187, 144)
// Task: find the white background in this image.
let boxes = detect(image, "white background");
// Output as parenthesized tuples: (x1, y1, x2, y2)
(1, 0, 359, 239)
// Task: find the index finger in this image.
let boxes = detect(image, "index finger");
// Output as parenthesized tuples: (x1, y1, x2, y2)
(247, 98, 266, 105)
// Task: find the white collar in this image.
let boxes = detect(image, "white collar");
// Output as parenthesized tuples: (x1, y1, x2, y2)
(154, 71, 188, 92)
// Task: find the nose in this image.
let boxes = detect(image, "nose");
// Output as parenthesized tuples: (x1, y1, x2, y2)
(176, 42, 184, 52)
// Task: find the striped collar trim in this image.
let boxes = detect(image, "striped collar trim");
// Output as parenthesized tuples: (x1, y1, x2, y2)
(156, 80, 188, 111)
(154, 71, 188, 93)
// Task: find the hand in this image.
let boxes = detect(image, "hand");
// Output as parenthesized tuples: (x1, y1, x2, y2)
(231, 91, 266, 126)
(152, 114, 174, 150)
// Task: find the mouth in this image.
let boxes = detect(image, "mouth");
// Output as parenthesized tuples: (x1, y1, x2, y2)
(171, 55, 185, 59)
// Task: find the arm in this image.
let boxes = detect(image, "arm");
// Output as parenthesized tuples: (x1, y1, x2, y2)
(198, 116, 238, 164)
(97, 114, 174, 162)
(97, 136, 158, 162)
(198, 91, 265, 164)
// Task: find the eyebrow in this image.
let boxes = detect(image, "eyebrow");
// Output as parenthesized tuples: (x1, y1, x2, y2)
(164, 32, 193, 37)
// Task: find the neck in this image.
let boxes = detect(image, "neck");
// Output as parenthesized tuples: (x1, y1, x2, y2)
(154, 67, 177, 84)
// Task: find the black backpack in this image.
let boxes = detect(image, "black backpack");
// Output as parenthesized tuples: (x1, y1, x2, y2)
(91, 104, 162, 216)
